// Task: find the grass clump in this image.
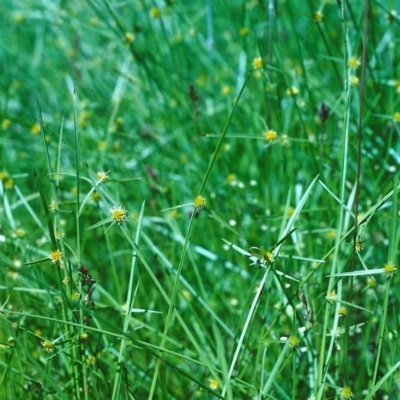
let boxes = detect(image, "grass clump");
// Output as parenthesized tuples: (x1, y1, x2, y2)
(0, 1, 400, 399)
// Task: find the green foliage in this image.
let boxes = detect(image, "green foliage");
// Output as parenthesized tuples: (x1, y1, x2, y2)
(0, 1, 400, 399)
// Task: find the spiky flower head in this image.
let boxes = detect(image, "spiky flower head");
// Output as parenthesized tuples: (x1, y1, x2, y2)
(49, 249, 63, 265)
(110, 206, 128, 225)
(194, 195, 206, 209)
(313, 11, 323, 22)
(339, 386, 354, 400)
(264, 129, 278, 142)
(252, 57, 263, 69)
(383, 262, 396, 278)
(41, 340, 54, 353)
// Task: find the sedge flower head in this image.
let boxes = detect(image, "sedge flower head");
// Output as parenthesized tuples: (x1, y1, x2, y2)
(31, 123, 41, 135)
(125, 32, 135, 43)
(240, 27, 249, 36)
(339, 386, 354, 400)
(350, 75, 359, 86)
(97, 171, 108, 182)
(222, 86, 231, 95)
(208, 378, 219, 390)
(86, 355, 96, 365)
(355, 240, 364, 252)
(313, 11, 323, 22)
(383, 262, 396, 278)
(41, 340, 54, 352)
(49, 249, 63, 265)
(326, 290, 336, 303)
(150, 7, 161, 18)
(288, 336, 300, 348)
(264, 129, 278, 142)
(79, 332, 89, 343)
(348, 57, 360, 69)
(286, 86, 299, 96)
(252, 57, 263, 69)
(393, 112, 400, 122)
(71, 292, 80, 301)
(194, 195, 206, 209)
(110, 206, 128, 225)
(4, 178, 14, 189)
(2, 119, 11, 130)
(338, 306, 347, 317)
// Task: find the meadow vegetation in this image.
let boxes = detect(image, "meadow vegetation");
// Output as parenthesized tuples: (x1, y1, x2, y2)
(0, 0, 399, 399)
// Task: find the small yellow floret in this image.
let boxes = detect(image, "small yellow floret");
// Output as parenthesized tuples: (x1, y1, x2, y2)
(393, 112, 400, 122)
(71, 292, 80, 301)
(42, 340, 54, 352)
(338, 306, 347, 317)
(348, 57, 360, 68)
(86, 355, 96, 365)
(150, 8, 161, 18)
(326, 290, 336, 303)
(286, 86, 299, 96)
(288, 336, 300, 348)
(339, 386, 354, 400)
(252, 57, 263, 69)
(313, 11, 323, 22)
(110, 206, 128, 225)
(125, 32, 135, 43)
(31, 123, 41, 135)
(383, 262, 396, 278)
(264, 129, 277, 142)
(49, 249, 63, 264)
(350, 75, 359, 86)
(240, 27, 249, 36)
(194, 195, 206, 209)
(208, 378, 219, 390)
(222, 86, 231, 95)
(97, 171, 108, 181)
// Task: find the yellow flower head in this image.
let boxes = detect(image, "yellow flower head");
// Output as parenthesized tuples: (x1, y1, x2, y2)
(79, 332, 89, 343)
(288, 336, 300, 348)
(222, 86, 231, 95)
(326, 290, 336, 303)
(150, 8, 161, 18)
(393, 112, 400, 122)
(350, 75, 359, 86)
(97, 171, 108, 182)
(348, 57, 360, 69)
(383, 262, 396, 278)
(286, 86, 299, 96)
(110, 206, 128, 225)
(208, 378, 219, 390)
(338, 306, 347, 317)
(125, 32, 135, 43)
(339, 386, 354, 400)
(313, 11, 323, 22)
(252, 57, 263, 69)
(240, 27, 249, 36)
(42, 340, 54, 352)
(264, 129, 278, 142)
(31, 123, 41, 135)
(194, 195, 206, 209)
(71, 292, 80, 301)
(49, 249, 63, 265)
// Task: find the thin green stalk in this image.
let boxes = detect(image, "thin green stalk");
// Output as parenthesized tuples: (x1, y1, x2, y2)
(197, 69, 252, 196)
(261, 340, 291, 396)
(148, 211, 196, 399)
(370, 278, 392, 394)
(316, 2, 351, 397)
(111, 201, 145, 400)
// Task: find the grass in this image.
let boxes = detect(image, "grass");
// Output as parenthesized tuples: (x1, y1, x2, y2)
(1, 0, 400, 399)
